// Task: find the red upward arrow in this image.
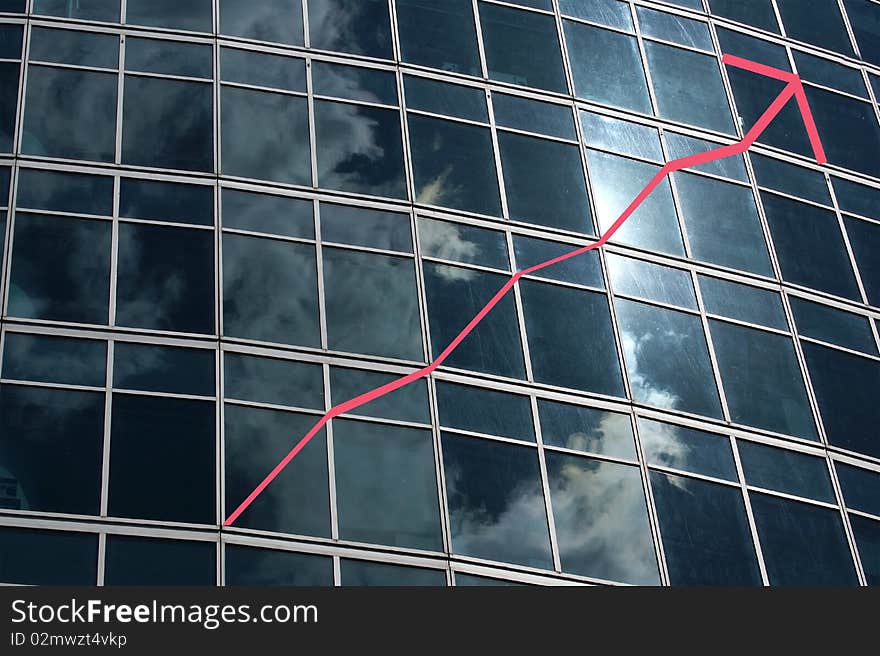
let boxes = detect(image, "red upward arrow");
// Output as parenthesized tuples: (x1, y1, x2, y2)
(223, 55, 828, 528)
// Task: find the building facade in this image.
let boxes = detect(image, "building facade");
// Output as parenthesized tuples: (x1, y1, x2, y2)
(0, 0, 879, 586)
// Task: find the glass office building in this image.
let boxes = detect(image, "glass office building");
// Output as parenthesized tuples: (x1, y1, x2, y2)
(0, 0, 878, 586)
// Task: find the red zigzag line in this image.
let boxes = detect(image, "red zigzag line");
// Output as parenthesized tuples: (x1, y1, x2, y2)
(224, 53, 828, 527)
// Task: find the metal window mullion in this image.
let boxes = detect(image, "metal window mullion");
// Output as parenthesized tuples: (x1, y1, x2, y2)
(826, 452, 868, 585)
(96, 532, 106, 586)
(114, 37, 125, 165)
(531, 395, 562, 573)
(486, 91, 510, 221)
(426, 376, 454, 560)
(471, 0, 489, 80)
(630, 2, 662, 120)
(323, 363, 339, 542)
(691, 272, 733, 422)
(305, 57, 318, 189)
(314, 201, 329, 351)
(836, 0, 863, 61)
(99, 341, 114, 517)
(826, 176, 872, 308)
(729, 436, 771, 585)
(630, 414, 671, 586)
(506, 230, 534, 382)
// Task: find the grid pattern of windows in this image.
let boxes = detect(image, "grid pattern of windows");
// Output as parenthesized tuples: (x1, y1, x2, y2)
(0, 0, 879, 586)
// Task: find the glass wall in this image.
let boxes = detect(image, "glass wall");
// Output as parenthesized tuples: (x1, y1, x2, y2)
(0, 0, 878, 586)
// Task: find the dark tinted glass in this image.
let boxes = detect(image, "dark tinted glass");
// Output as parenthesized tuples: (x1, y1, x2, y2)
(790, 297, 877, 354)
(775, 0, 854, 55)
(436, 381, 534, 442)
(738, 441, 834, 502)
(323, 248, 422, 361)
(607, 253, 697, 309)
(802, 342, 880, 459)
(315, 100, 406, 199)
(108, 395, 214, 523)
(751, 154, 830, 205)
(222, 234, 320, 347)
(3, 332, 106, 387)
(651, 472, 761, 585)
(499, 132, 592, 233)
(221, 88, 310, 185)
(547, 452, 659, 584)
(844, 217, 880, 307)
(521, 281, 624, 396)
(23, 67, 116, 161)
(219, 0, 304, 45)
(762, 193, 860, 300)
(224, 405, 330, 537)
(795, 52, 866, 98)
(423, 263, 525, 379)
(639, 418, 737, 481)
(222, 189, 313, 239)
(8, 213, 111, 324)
(307, 0, 393, 59)
(220, 48, 306, 92)
(340, 560, 446, 586)
(30, 27, 117, 68)
(665, 132, 748, 181)
(105, 536, 215, 586)
(479, 2, 567, 93)
(803, 87, 880, 179)
(225, 546, 332, 586)
(710, 320, 816, 440)
(116, 224, 215, 335)
(334, 419, 442, 551)
(125, 37, 212, 78)
(312, 61, 397, 105)
(850, 515, 880, 585)
(834, 176, 880, 221)
(408, 115, 501, 216)
(698, 276, 787, 329)
(442, 434, 553, 569)
(845, 0, 880, 66)
(396, 0, 480, 76)
(34, 0, 120, 22)
(330, 367, 429, 424)
(514, 236, 604, 287)
(708, 0, 779, 32)
(418, 218, 508, 270)
(16, 169, 113, 215)
(493, 93, 576, 140)
(751, 492, 858, 585)
(404, 76, 487, 122)
(616, 300, 722, 418)
(0, 62, 18, 151)
(0, 385, 103, 515)
(224, 353, 323, 410)
(113, 343, 215, 396)
(122, 77, 213, 172)
(322, 204, 411, 252)
(0, 528, 97, 585)
(120, 178, 214, 226)
(539, 400, 635, 459)
(836, 463, 880, 517)
(126, 0, 212, 32)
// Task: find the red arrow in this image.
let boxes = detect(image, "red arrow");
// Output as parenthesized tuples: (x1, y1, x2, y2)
(223, 54, 827, 528)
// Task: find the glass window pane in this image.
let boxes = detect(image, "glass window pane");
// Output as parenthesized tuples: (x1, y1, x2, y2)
(321, 204, 411, 252)
(637, 7, 713, 51)
(850, 515, 880, 585)
(738, 441, 834, 502)
(639, 418, 737, 480)
(23, 66, 116, 162)
(396, 0, 480, 76)
(219, 0, 304, 46)
(751, 154, 830, 205)
(651, 471, 761, 585)
(313, 61, 397, 105)
(790, 297, 877, 354)
(0, 61, 18, 152)
(323, 247, 422, 361)
(803, 342, 880, 459)
(0, 385, 103, 515)
(423, 263, 525, 379)
(120, 178, 213, 227)
(844, 0, 880, 66)
(708, 0, 779, 33)
(0, 527, 97, 585)
(751, 492, 858, 585)
(674, 173, 772, 275)
(580, 111, 662, 161)
(315, 100, 406, 199)
(587, 150, 684, 255)
(9, 213, 111, 324)
(442, 433, 553, 569)
(539, 400, 635, 459)
(222, 189, 313, 239)
(403, 76, 487, 122)
(763, 193, 861, 300)
(116, 224, 215, 335)
(330, 367, 429, 424)
(499, 132, 592, 234)
(109, 395, 214, 523)
(307, 0, 393, 59)
(126, 0, 212, 32)
(220, 48, 306, 92)
(221, 87, 310, 185)
(493, 93, 576, 140)
(225, 545, 332, 586)
(34, 0, 120, 22)
(334, 419, 442, 551)
(418, 217, 508, 270)
(835, 462, 880, 517)
(16, 169, 113, 215)
(479, 2, 567, 93)
(560, 0, 633, 31)
(514, 235, 604, 287)
(845, 217, 880, 307)
(436, 381, 534, 442)
(2, 333, 106, 387)
(104, 536, 215, 586)
(665, 132, 748, 181)
(616, 300, 722, 418)
(698, 275, 787, 330)
(30, 27, 118, 68)
(834, 176, 880, 222)
(225, 353, 323, 410)
(565, 22, 651, 113)
(222, 234, 320, 347)
(408, 114, 501, 216)
(224, 405, 330, 536)
(125, 37, 212, 78)
(776, 0, 854, 55)
(113, 343, 214, 396)
(521, 280, 624, 396)
(795, 52, 866, 99)
(123, 76, 213, 172)
(607, 253, 697, 309)
(340, 560, 446, 586)
(547, 452, 659, 584)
